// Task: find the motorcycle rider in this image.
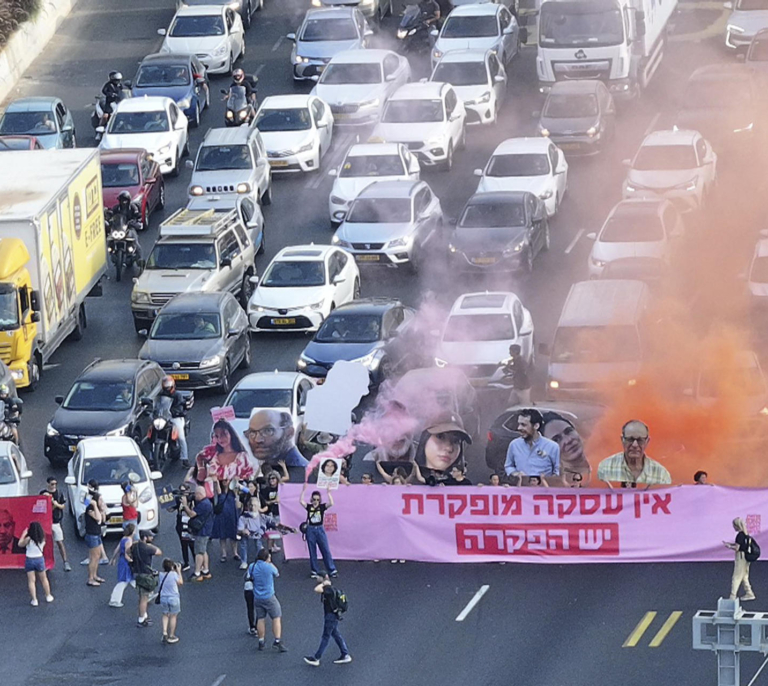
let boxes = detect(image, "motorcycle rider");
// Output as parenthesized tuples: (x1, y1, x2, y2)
(418, 0, 441, 26)
(159, 376, 189, 468)
(0, 384, 22, 445)
(100, 71, 125, 126)
(108, 191, 143, 260)
(228, 68, 258, 106)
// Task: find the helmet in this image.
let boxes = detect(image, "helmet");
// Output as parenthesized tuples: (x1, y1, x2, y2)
(109, 70, 123, 83)
(161, 375, 176, 393)
(118, 190, 131, 205)
(0, 384, 9, 398)
(232, 68, 245, 83)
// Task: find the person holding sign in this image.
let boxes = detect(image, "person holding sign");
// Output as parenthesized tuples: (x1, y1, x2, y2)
(317, 459, 342, 490)
(300, 485, 337, 580)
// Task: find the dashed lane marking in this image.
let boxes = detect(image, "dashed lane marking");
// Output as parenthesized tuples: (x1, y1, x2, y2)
(271, 36, 284, 52)
(649, 611, 683, 647)
(564, 228, 584, 254)
(455, 584, 489, 622)
(210, 676, 226, 686)
(622, 611, 657, 647)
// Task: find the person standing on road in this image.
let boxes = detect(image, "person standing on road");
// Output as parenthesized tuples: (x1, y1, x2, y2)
(303, 575, 351, 667)
(40, 476, 71, 571)
(212, 479, 239, 564)
(129, 530, 162, 627)
(496, 344, 532, 406)
(19, 522, 53, 606)
(108, 523, 136, 608)
(80, 480, 109, 567)
(504, 409, 560, 483)
(724, 518, 757, 602)
(170, 483, 194, 571)
(183, 486, 213, 582)
(84, 486, 105, 587)
(121, 479, 140, 541)
(245, 548, 287, 652)
(300, 485, 337, 580)
(158, 558, 184, 643)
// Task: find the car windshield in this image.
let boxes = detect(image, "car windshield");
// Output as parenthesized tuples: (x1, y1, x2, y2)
(442, 15, 498, 38)
(150, 312, 221, 340)
(751, 256, 768, 282)
(228, 389, 293, 416)
(315, 314, 382, 343)
(432, 61, 488, 86)
(443, 314, 515, 342)
(633, 145, 698, 170)
(487, 153, 549, 177)
(543, 93, 598, 118)
(169, 15, 224, 36)
(340, 154, 405, 177)
(347, 197, 412, 223)
(460, 201, 525, 228)
(63, 380, 135, 411)
(255, 108, 312, 132)
(0, 137, 33, 149)
(146, 243, 216, 269)
(262, 260, 325, 287)
(699, 367, 766, 397)
(320, 62, 381, 84)
(601, 210, 664, 242)
(301, 18, 357, 41)
(82, 456, 147, 487)
(738, 0, 768, 9)
(136, 64, 190, 87)
(110, 111, 169, 133)
(101, 163, 140, 188)
(552, 325, 640, 363)
(195, 145, 251, 171)
(0, 455, 17, 485)
(0, 287, 19, 331)
(0, 111, 56, 136)
(749, 38, 768, 61)
(382, 99, 443, 123)
(539, 4, 624, 47)
(685, 79, 752, 109)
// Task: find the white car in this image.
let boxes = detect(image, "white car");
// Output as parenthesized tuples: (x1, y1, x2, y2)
(328, 143, 420, 226)
(99, 96, 189, 176)
(248, 244, 361, 333)
(587, 198, 685, 278)
(622, 129, 717, 214)
(0, 442, 32, 497)
(65, 436, 162, 538)
(371, 82, 466, 171)
(159, 5, 245, 75)
(311, 49, 411, 127)
(435, 291, 534, 386)
(430, 49, 507, 126)
(255, 94, 334, 173)
(474, 137, 568, 217)
(432, 3, 520, 69)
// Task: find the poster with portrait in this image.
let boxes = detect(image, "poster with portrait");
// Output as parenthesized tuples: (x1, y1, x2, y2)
(317, 458, 343, 490)
(0, 496, 54, 570)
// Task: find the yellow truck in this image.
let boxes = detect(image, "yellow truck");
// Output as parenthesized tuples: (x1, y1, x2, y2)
(0, 149, 107, 389)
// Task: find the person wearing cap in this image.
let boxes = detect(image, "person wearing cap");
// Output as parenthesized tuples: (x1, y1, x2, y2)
(504, 408, 561, 482)
(414, 415, 472, 486)
(127, 530, 162, 628)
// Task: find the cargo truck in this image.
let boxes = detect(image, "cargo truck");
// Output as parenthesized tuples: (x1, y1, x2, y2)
(0, 149, 107, 389)
(536, 0, 678, 99)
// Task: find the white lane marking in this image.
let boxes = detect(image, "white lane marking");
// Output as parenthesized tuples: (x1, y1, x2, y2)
(271, 36, 284, 52)
(643, 111, 661, 137)
(254, 64, 266, 77)
(564, 229, 584, 254)
(304, 132, 354, 190)
(210, 676, 226, 686)
(455, 584, 489, 622)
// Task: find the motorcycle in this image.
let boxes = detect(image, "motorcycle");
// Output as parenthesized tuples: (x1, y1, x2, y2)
(105, 211, 142, 282)
(0, 399, 21, 445)
(90, 86, 131, 141)
(143, 394, 193, 471)
(222, 84, 256, 127)
(396, 5, 433, 54)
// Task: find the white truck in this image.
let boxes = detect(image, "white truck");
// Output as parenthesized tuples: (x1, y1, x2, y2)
(536, 0, 678, 99)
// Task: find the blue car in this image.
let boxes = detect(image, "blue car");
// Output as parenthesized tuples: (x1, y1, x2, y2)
(128, 53, 210, 128)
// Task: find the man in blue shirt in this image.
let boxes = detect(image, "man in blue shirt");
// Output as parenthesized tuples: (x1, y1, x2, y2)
(504, 408, 561, 484)
(246, 548, 287, 652)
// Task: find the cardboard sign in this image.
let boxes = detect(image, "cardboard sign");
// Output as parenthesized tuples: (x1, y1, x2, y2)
(304, 360, 370, 435)
(211, 406, 236, 424)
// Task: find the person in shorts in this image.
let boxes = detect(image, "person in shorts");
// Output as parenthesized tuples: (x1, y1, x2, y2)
(182, 486, 213, 582)
(158, 558, 183, 643)
(247, 548, 286, 652)
(84, 489, 104, 586)
(129, 530, 162, 627)
(40, 476, 71, 571)
(19, 522, 53, 606)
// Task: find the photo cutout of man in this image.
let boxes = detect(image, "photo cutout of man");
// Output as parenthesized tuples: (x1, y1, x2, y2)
(245, 409, 309, 468)
(0, 509, 23, 554)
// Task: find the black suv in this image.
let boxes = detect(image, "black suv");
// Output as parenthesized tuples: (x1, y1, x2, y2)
(44, 359, 165, 464)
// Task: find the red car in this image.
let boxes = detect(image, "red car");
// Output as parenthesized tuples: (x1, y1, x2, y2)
(0, 135, 44, 150)
(101, 149, 165, 230)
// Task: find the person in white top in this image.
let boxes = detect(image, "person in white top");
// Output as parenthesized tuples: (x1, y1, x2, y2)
(19, 521, 53, 606)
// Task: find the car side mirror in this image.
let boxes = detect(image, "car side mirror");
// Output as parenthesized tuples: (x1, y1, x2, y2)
(310, 75, 320, 82)
(123, 80, 132, 88)
(286, 32, 296, 41)
(473, 168, 483, 177)
(31, 312, 40, 323)
(385, 73, 397, 81)
(503, 26, 514, 34)
(429, 28, 438, 38)
(185, 159, 194, 169)
(333, 276, 346, 285)
(249, 274, 260, 285)
(140, 397, 153, 407)
(150, 470, 163, 480)
(20, 470, 33, 479)
(30, 289, 41, 311)
(538, 342, 551, 357)
(138, 329, 148, 337)
(54, 395, 64, 404)
(364, 29, 374, 37)
(586, 232, 597, 241)
(220, 257, 232, 268)
(64, 476, 76, 485)
(157, 28, 167, 36)
(494, 75, 505, 83)
(195, 77, 207, 85)
(228, 327, 243, 337)
(317, 121, 327, 128)
(95, 126, 105, 134)
(328, 168, 338, 177)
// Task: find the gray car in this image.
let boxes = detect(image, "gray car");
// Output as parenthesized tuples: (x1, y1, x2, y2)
(288, 8, 372, 81)
(537, 80, 615, 157)
(0, 97, 76, 149)
(138, 291, 250, 393)
(314, 0, 392, 23)
(177, 0, 263, 30)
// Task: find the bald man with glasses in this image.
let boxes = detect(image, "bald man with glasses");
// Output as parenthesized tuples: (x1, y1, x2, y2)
(597, 420, 671, 489)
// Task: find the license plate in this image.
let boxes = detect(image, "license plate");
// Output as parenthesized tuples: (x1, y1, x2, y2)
(560, 143, 580, 151)
(272, 318, 296, 325)
(334, 113, 348, 120)
(356, 254, 381, 262)
(270, 160, 289, 167)
(472, 257, 497, 265)
(108, 516, 123, 525)
(68, 445, 76, 452)
(171, 373, 189, 381)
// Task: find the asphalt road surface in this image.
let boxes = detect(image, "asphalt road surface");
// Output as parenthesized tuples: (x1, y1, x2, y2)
(1, 0, 766, 683)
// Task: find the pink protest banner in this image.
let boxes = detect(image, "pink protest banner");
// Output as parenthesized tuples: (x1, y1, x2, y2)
(0, 496, 54, 569)
(279, 484, 767, 564)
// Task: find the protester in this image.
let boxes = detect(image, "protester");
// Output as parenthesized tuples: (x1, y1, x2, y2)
(570, 473, 584, 489)
(245, 549, 287, 652)
(245, 409, 309, 468)
(121, 478, 140, 541)
(495, 343, 532, 405)
(158, 558, 184, 643)
(376, 462, 415, 485)
(212, 479, 239, 563)
(170, 483, 194, 571)
(183, 486, 213, 582)
(541, 413, 591, 485)
(694, 470, 711, 485)
(504, 409, 561, 482)
(303, 575, 351, 666)
(300, 485, 338, 579)
(723, 518, 756, 601)
(84, 485, 105, 587)
(80, 479, 109, 567)
(259, 465, 289, 554)
(129, 530, 162, 627)
(527, 475, 548, 487)
(597, 420, 671, 488)
(19, 522, 53, 606)
(108, 523, 135, 608)
(238, 495, 268, 567)
(40, 476, 71, 571)
(414, 415, 472, 486)
(360, 473, 374, 485)
(445, 465, 472, 486)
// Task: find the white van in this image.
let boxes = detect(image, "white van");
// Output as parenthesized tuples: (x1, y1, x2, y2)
(543, 280, 650, 399)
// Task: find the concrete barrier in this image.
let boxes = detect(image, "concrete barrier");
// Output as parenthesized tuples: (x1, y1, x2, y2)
(0, 0, 78, 105)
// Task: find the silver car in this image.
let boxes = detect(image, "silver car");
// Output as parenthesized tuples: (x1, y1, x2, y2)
(332, 179, 443, 270)
(289, 8, 372, 81)
(312, 0, 392, 23)
(0, 97, 76, 149)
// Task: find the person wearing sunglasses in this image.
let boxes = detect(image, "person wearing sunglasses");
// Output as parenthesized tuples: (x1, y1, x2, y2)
(597, 420, 671, 488)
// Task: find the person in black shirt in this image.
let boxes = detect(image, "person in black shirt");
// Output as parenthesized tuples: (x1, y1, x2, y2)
(128, 530, 162, 627)
(724, 517, 756, 601)
(303, 576, 351, 666)
(299, 485, 337, 580)
(84, 490, 104, 586)
(169, 484, 194, 571)
(499, 344, 532, 405)
(418, 0, 441, 25)
(40, 476, 71, 571)
(445, 465, 473, 486)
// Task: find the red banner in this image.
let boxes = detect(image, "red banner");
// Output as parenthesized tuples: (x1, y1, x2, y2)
(0, 496, 54, 570)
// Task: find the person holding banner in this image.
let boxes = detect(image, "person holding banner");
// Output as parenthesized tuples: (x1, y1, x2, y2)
(19, 522, 53, 606)
(300, 485, 337, 580)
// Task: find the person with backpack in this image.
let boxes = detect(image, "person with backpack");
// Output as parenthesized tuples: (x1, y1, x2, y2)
(182, 486, 214, 582)
(127, 530, 162, 627)
(303, 575, 351, 667)
(243, 549, 287, 652)
(724, 517, 759, 601)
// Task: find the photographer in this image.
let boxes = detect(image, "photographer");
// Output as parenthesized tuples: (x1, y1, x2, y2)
(182, 486, 213, 582)
(81, 479, 109, 567)
(169, 484, 194, 571)
(121, 478, 139, 541)
(158, 558, 184, 644)
(127, 530, 162, 628)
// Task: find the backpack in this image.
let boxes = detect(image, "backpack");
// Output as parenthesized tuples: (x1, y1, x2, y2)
(745, 536, 761, 563)
(327, 587, 348, 615)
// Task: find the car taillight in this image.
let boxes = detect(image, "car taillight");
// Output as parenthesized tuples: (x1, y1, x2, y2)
(487, 431, 493, 443)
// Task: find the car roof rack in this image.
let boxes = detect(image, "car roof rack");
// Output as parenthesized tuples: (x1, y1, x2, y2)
(159, 207, 238, 237)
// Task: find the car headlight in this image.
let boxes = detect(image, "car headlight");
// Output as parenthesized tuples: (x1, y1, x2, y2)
(539, 190, 553, 200)
(190, 185, 204, 196)
(213, 43, 229, 57)
(177, 97, 192, 109)
(674, 177, 698, 191)
(388, 235, 411, 249)
(153, 417, 168, 431)
(297, 353, 313, 369)
(304, 300, 326, 311)
(106, 424, 128, 437)
(727, 24, 745, 34)
(540, 128, 550, 137)
(200, 354, 222, 369)
(139, 486, 153, 504)
(236, 182, 252, 194)
(734, 123, 754, 133)
(433, 50, 443, 60)
(549, 379, 559, 389)
(311, 0, 321, 5)
(625, 183, 636, 192)
(226, 111, 234, 120)
(132, 291, 150, 304)
(157, 143, 172, 155)
(586, 126, 597, 137)
(293, 141, 314, 154)
(425, 137, 443, 148)
(46, 423, 59, 437)
(466, 91, 491, 106)
(397, 28, 407, 39)
(434, 357, 447, 368)
(351, 351, 380, 369)
(448, 243, 457, 253)
(294, 55, 309, 64)
(330, 195, 346, 205)
(333, 236, 351, 248)
(591, 257, 606, 267)
(502, 242, 525, 257)
(359, 98, 380, 109)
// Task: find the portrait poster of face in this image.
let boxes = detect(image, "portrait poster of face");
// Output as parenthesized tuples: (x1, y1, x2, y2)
(317, 458, 342, 490)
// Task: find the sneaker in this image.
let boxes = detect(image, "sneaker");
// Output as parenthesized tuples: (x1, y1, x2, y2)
(303, 656, 320, 667)
(239, 562, 248, 570)
(192, 574, 205, 583)
(181, 461, 189, 468)
(273, 640, 288, 653)
(166, 636, 180, 644)
(63, 562, 72, 572)
(399, 560, 406, 564)
(30, 599, 38, 607)
(137, 618, 153, 628)
(743, 594, 757, 601)
(390, 560, 398, 564)
(181, 565, 190, 572)
(45, 595, 54, 603)
(329, 570, 339, 578)
(333, 655, 352, 664)
(272, 544, 282, 552)
(108, 601, 124, 608)
(202, 571, 212, 580)
(80, 558, 89, 566)
(99, 558, 110, 565)
(310, 572, 322, 580)
(258, 640, 265, 651)
(248, 628, 257, 637)
(162, 635, 168, 643)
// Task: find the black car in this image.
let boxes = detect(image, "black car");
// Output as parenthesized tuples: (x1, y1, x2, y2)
(297, 298, 415, 386)
(138, 292, 250, 394)
(448, 191, 549, 273)
(44, 359, 166, 464)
